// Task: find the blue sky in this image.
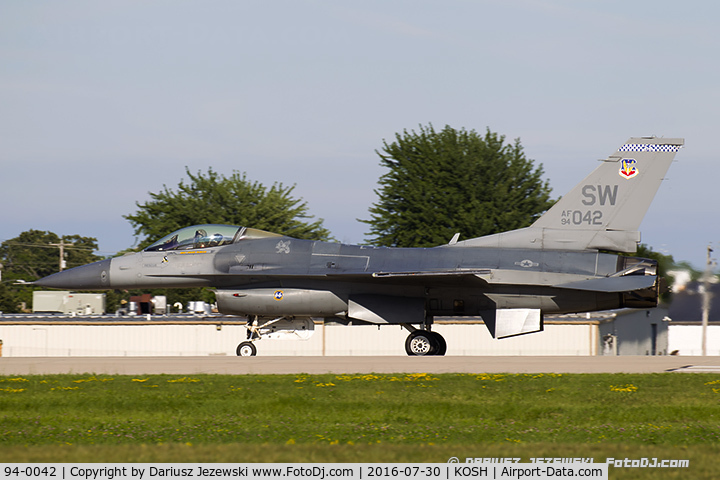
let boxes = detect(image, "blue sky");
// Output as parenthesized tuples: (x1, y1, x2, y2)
(1, 1, 717, 268)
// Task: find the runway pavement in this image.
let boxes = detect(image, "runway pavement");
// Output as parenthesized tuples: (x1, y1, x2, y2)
(1, 355, 719, 375)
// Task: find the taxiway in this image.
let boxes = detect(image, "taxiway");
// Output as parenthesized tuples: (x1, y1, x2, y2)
(1, 356, 718, 375)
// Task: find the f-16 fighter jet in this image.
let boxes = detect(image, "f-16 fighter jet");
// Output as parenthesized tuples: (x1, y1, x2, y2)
(36, 137, 684, 356)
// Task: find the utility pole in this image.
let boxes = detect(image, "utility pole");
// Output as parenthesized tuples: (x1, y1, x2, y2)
(701, 245, 715, 356)
(49, 238, 73, 272)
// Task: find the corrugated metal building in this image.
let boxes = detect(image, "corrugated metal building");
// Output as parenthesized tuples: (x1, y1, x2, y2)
(0, 315, 600, 357)
(597, 308, 670, 356)
(0, 306, 717, 357)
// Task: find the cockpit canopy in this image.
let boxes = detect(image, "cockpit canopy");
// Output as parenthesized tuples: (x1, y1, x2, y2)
(144, 224, 281, 252)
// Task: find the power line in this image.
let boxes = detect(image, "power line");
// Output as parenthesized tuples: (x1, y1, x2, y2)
(1, 241, 119, 256)
(1, 242, 96, 251)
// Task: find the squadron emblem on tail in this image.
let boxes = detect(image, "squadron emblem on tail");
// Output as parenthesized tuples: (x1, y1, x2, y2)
(619, 158, 639, 179)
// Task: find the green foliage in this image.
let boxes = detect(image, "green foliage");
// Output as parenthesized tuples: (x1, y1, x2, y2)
(121, 168, 332, 311)
(671, 260, 705, 282)
(0, 282, 17, 313)
(634, 244, 674, 281)
(364, 124, 554, 247)
(2, 373, 720, 475)
(621, 244, 680, 300)
(0, 231, 100, 280)
(0, 375, 719, 478)
(1, 373, 719, 456)
(125, 168, 332, 250)
(0, 231, 101, 313)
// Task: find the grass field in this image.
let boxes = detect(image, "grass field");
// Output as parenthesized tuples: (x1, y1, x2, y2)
(0, 372, 718, 478)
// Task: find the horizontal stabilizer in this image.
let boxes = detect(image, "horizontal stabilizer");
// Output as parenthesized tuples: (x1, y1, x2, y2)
(557, 275, 656, 292)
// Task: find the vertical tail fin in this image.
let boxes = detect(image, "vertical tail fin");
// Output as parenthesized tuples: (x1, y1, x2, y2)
(455, 137, 684, 252)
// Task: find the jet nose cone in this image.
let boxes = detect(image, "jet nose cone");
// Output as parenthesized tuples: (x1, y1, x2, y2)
(35, 258, 112, 290)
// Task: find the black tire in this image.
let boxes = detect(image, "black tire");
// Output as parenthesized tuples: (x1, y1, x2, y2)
(236, 341, 257, 357)
(405, 331, 437, 356)
(429, 331, 447, 356)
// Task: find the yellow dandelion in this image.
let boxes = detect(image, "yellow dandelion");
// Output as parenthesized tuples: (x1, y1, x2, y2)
(74, 376, 98, 383)
(167, 377, 200, 383)
(610, 384, 638, 393)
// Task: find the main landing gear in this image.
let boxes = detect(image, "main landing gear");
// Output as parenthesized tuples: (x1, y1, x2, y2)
(403, 325, 447, 356)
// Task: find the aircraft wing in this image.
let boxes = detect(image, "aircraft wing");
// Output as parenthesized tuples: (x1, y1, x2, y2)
(144, 268, 493, 287)
(369, 268, 655, 293)
(366, 269, 493, 286)
(370, 269, 491, 278)
(555, 275, 656, 292)
(144, 267, 653, 292)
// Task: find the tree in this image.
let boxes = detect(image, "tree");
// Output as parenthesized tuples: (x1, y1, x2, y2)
(0, 230, 101, 281)
(624, 244, 679, 301)
(124, 168, 332, 249)
(363, 124, 554, 247)
(121, 169, 333, 312)
(0, 230, 101, 313)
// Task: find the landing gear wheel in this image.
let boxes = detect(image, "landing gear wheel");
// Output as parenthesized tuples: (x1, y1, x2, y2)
(405, 331, 436, 356)
(236, 341, 257, 357)
(429, 331, 447, 356)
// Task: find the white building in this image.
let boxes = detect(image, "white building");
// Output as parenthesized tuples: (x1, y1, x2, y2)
(1, 296, 718, 357)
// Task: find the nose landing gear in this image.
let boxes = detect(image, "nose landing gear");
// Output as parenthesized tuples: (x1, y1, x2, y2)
(236, 341, 257, 357)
